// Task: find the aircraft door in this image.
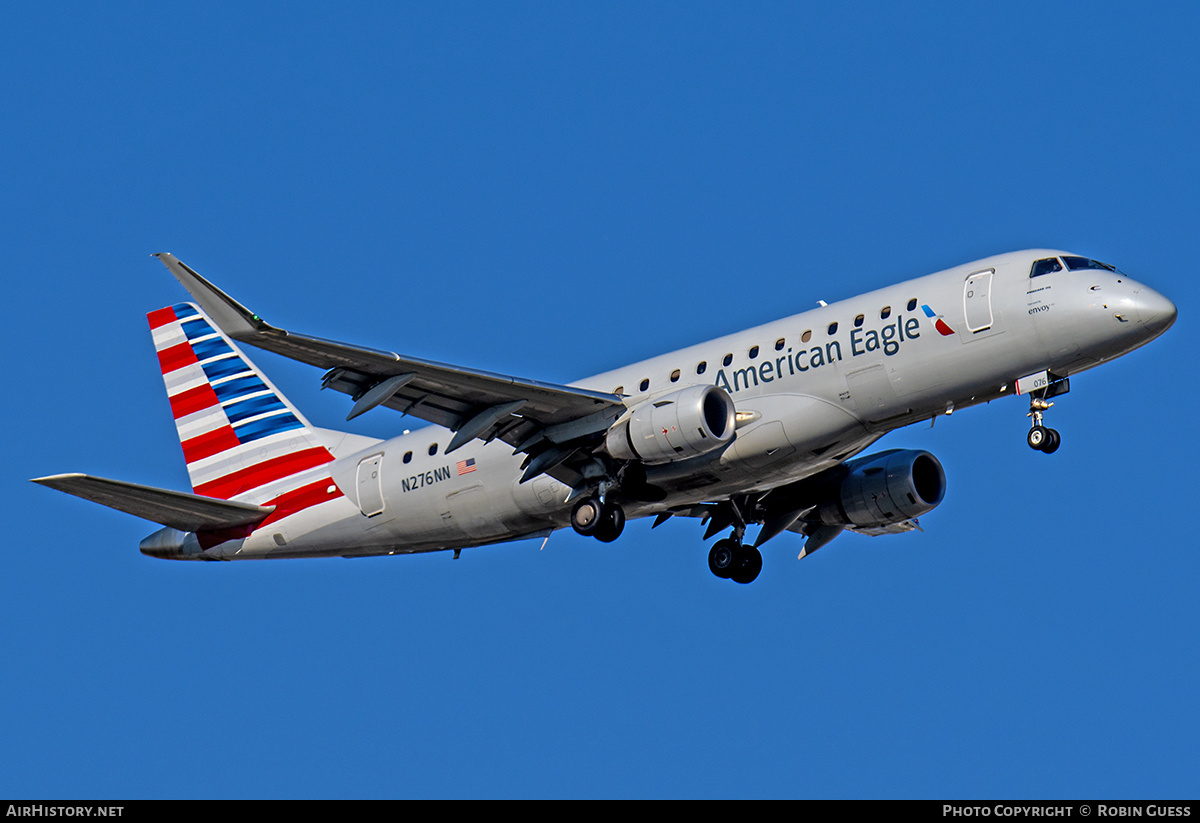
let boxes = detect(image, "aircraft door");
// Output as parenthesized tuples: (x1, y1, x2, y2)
(963, 269, 995, 332)
(356, 453, 385, 517)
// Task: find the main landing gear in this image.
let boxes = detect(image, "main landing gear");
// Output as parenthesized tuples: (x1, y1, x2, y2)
(708, 538, 762, 585)
(571, 496, 626, 543)
(702, 496, 764, 584)
(1027, 397, 1061, 454)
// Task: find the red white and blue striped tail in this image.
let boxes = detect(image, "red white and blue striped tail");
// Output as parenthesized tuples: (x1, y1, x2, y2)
(147, 302, 338, 509)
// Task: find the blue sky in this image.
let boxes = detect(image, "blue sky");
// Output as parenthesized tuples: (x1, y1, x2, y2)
(4, 2, 1198, 799)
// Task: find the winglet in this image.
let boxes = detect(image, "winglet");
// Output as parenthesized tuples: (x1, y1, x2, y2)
(152, 253, 276, 340)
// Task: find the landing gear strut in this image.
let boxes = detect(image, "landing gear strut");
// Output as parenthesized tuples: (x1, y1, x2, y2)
(571, 496, 626, 543)
(1027, 398, 1061, 454)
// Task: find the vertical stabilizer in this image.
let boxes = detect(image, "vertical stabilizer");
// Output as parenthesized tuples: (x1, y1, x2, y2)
(147, 302, 341, 515)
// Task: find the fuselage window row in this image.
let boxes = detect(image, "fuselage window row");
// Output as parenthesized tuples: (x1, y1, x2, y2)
(623, 298, 922, 394)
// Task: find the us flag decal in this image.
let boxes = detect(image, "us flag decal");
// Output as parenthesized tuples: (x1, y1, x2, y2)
(456, 458, 477, 475)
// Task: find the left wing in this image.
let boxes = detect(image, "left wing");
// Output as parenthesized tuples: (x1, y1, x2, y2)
(153, 254, 627, 484)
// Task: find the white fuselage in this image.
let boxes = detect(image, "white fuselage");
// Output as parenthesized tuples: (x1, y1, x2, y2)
(200, 249, 1173, 559)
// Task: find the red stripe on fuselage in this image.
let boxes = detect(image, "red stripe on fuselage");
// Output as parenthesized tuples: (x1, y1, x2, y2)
(181, 425, 240, 463)
(193, 447, 335, 499)
(169, 383, 221, 419)
(257, 478, 343, 528)
(147, 307, 178, 329)
(157, 341, 198, 374)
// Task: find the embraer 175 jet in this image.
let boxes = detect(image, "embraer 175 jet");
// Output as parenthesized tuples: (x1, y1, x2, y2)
(34, 250, 1175, 583)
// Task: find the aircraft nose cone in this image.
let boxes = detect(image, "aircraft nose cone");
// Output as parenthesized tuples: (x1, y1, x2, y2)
(1135, 287, 1177, 336)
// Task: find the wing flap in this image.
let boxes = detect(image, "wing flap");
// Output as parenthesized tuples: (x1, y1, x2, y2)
(32, 474, 274, 532)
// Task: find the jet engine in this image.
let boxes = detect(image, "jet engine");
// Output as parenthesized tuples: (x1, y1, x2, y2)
(815, 449, 946, 529)
(605, 385, 737, 464)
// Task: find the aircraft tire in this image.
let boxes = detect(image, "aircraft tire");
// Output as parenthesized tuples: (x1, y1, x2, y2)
(730, 545, 763, 585)
(571, 497, 604, 536)
(593, 503, 626, 543)
(708, 539, 738, 579)
(1027, 426, 1049, 450)
(1041, 428, 1061, 454)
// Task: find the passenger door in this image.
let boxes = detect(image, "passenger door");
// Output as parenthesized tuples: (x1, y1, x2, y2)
(963, 269, 994, 333)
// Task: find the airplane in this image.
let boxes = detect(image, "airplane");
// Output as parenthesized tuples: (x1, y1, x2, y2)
(32, 249, 1176, 584)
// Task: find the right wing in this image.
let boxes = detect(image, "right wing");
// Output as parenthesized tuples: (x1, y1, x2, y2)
(153, 254, 627, 485)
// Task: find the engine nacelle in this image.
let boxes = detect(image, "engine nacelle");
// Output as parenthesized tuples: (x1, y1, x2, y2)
(605, 385, 737, 464)
(817, 449, 946, 528)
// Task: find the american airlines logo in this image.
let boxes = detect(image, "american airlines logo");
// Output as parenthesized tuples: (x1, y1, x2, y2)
(921, 304, 956, 335)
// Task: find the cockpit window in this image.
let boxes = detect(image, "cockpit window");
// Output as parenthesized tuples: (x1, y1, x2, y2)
(1062, 256, 1117, 273)
(1030, 257, 1063, 277)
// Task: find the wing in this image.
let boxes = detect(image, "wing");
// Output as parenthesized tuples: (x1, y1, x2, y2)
(153, 254, 627, 485)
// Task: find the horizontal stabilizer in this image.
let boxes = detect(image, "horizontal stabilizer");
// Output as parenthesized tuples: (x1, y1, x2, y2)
(31, 474, 274, 532)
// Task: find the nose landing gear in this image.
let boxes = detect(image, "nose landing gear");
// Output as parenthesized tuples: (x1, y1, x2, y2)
(1027, 398, 1061, 454)
(1019, 371, 1070, 454)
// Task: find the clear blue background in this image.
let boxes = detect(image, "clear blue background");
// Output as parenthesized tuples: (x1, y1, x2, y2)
(4, 2, 1197, 799)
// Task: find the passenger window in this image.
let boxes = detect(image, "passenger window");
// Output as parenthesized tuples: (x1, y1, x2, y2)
(907, 298, 917, 311)
(428, 444, 438, 456)
(639, 378, 650, 392)
(801, 330, 812, 343)
(774, 338, 785, 351)
(881, 306, 891, 319)
(1031, 257, 1063, 277)
(748, 346, 759, 359)
(670, 369, 680, 382)
(854, 314, 864, 327)
(696, 362, 707, 375)
(723, 353, 733, 366)
(827, 322, 838, 335)
(403, 451, 412, 464)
